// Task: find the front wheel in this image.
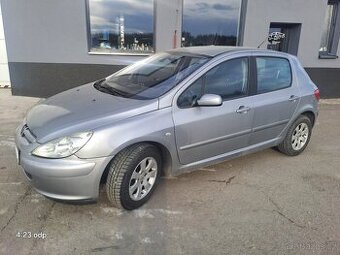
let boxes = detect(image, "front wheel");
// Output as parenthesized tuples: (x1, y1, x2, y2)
(278, 115, 313, 156)
(106, 143, 162, 210)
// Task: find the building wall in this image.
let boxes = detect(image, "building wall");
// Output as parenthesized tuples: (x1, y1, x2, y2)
(1, 0, 340, 98)
(0, 3, 10, 87)
(243, 0, 340, 98)
(1, 0, 182, 97)
(155, 0, 182, 52)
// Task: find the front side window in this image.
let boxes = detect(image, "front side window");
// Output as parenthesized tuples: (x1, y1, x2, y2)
(177, 78, 204, 108)
(182, 0, 242, 47)
(178, 57, 248, 108)
(256, 57, 292, 94)
(87, 0, 154, 54)
(319, 0, 340, 58)
(97, 53, 210, 99)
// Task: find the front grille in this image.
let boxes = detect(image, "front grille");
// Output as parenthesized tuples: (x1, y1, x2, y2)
(24, 170, 33, 180)
(20, 124, 29, 136)
(20, 124, 36, 143)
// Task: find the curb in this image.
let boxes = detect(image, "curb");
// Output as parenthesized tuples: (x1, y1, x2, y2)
(320, 99, 340, 105)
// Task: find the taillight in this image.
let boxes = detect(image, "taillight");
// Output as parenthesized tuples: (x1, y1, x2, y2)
(314, 89, 320, 101)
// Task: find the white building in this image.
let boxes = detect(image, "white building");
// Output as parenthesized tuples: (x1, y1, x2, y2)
(0, 3, 10, 87)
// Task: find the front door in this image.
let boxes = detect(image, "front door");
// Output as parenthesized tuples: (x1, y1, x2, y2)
(173, 57, 254, 165)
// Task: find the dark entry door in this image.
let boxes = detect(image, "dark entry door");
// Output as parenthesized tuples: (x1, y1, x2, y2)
(267, 23, 302, 56)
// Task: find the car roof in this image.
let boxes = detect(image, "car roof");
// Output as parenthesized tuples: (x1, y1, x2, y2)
(167, 45, 288, 58)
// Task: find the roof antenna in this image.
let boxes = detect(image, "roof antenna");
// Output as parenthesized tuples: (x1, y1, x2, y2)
(257, 32, 286, 48)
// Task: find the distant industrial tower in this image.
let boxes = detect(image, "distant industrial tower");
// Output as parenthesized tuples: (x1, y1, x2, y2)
(117, 15, 125, 49)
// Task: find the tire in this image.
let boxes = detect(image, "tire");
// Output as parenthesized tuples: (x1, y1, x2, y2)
(278, 115, 312, 156)
(106, 143, 162, 210)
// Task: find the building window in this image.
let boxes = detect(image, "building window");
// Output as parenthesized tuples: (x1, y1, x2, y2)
(182, 0, 242, 47)
(87, 0, 154, 54)
(319, 0, 340, 58)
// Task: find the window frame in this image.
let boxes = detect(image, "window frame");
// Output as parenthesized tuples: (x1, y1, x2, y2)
(177, 56, 251, 109)
(319, 0, 340, 59)
(253, 56, 293, 95)
(85, 0, 155, 56)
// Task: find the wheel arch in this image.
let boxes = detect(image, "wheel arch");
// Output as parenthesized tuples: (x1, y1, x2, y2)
(301, 111, 316, 127)
(100, 141, 173, 184)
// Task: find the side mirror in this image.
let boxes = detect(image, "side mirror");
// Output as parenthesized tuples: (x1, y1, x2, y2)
(196, 94, 222, 107)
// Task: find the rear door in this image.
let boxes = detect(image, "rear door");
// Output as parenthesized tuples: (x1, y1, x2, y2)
(172, 57, 254, 165)
(249, 55, 301, 145)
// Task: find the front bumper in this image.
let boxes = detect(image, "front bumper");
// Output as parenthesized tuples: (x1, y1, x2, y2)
(15, 123, 112, 201)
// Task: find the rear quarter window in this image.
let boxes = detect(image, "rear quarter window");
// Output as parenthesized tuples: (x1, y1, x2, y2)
(256, 57, 292, 94)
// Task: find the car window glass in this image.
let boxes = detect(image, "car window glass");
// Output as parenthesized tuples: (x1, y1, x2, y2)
(204, 58, 248, 100)
(177, 78, 203, 108)
(256, 57, 292, 93)
(177, 57, 249, 108)
(103, 53, 210, 100)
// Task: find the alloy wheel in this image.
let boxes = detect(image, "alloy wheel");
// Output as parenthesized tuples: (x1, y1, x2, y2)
(291, 123, 309, 151)
(129, 157, 158, 201)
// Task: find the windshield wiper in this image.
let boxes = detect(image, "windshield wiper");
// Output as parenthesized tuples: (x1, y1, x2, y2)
(93, 79, 106, 91)
(93, 79, 128, 97)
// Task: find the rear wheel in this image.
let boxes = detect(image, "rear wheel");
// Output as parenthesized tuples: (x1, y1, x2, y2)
(106, 143, 161, 210)
(278, 115, 312, 156)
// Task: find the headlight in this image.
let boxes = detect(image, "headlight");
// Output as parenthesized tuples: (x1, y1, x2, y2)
(32, 132, 93, 158)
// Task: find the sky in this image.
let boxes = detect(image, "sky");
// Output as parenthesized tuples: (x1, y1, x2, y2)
(89, 0, 153, 34)
(183, 0, 241, 36)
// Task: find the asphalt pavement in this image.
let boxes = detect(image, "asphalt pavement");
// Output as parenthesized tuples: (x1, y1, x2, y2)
(0, 88, 339, 255)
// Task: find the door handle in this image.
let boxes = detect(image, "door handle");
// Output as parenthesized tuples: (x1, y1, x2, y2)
(236, 106, 251, 114)
(289, 95, 299, 101)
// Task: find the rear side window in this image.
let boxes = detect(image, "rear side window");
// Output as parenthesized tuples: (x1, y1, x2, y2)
(256, 57, 292, 94)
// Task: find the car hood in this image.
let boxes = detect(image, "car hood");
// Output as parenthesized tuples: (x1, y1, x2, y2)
(26, 83, 159, 143)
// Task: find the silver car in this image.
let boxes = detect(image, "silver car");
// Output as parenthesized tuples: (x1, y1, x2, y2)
(15, 46, 320, 210)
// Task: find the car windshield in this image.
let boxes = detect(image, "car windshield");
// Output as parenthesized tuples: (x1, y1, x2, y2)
(101, 52, 211, 100)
